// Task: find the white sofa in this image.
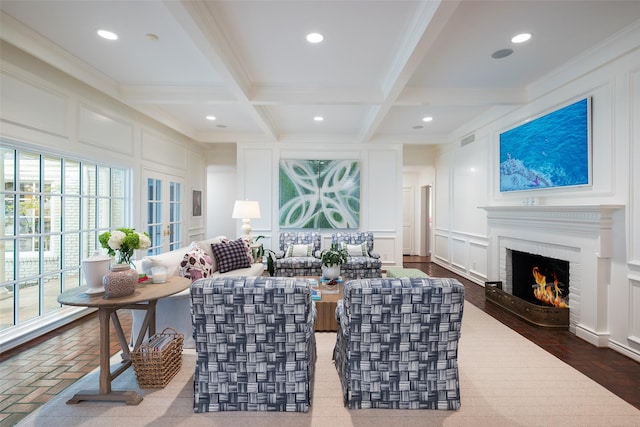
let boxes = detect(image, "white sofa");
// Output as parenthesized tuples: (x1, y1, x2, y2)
(132, 236, 264, 348)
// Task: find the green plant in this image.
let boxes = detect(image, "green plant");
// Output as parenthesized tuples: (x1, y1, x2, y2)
(254, 235, 277, 276)
(320, 243, 348, 267)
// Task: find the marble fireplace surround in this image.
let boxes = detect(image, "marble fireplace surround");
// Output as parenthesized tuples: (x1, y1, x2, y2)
(482, 205, 623, 347)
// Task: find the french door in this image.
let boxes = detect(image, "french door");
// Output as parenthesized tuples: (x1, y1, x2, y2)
(143, 170, 184, 255)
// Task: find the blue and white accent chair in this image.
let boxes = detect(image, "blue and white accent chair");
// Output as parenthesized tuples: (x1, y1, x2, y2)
(274, 231, 322, 277)
(334, 277, 465, 410)
(331, 231, 382, 279)
(191, 276, 317, 412)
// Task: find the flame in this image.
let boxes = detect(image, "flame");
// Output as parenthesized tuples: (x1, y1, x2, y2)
(532, 267, 569, 308)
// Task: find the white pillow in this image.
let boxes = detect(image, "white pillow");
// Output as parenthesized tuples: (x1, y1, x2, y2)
(195, 235, 227, 272)
(286, 243, 313, 257)
(140, 243, 194, 276)
(345, 243, 367, 257)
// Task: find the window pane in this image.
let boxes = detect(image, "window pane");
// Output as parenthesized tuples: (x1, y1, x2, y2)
(98, 199, 110, 229)
(83, 164, 96, 195)
(65, 160, 80, 195)
(1, 239, 15, 283)
(63, 233, 80, 270)
(111, 198, 125, 228)
(97, 166, 110, 197)
(19, 237, 39, 275)
(18, 281, 39, 323)
(63, 269, 80, 292)
(44, 236, 61, 275)
(112, 169, 125, 198)
(43, 274, 61, 314)
(2, 148, 15, 191)
(63, 197, 80, 231)
(83, 197, 96, 231)
(19, 195, 40, 236)
(19, 152, 40, 193)
(0, 284, 15, 331)
(4, 194, 15, 237)
(44, 195, 61, 236)
(43, 157, 62, 194)
(83, 231, 98, 260)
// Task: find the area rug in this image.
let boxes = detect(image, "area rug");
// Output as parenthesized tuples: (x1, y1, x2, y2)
(19, 304, 640, 426)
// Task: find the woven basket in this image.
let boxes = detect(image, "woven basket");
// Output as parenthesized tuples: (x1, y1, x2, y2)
(131, 327, 184, 388)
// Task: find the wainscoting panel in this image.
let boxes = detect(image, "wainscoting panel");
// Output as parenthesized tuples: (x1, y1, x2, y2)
(629, 274, 640, 347)
(78, 103, 134, 155)
(141, 129, 187, 170)
(1, 70, 68, 137)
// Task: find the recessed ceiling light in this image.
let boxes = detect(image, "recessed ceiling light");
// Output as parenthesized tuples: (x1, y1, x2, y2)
(206, 115, 216, 121)
(511, 33, 532, 44)
(216, 124, 227, 128)
(422, 116, 433, 122)
(314, 116, 324, 122)
(146, 33, 159, 42)
(97, 29, 118, 40)
(413, 125, 424, 130)
(306, 33, 324, 43)
(491, 48, 513, 59)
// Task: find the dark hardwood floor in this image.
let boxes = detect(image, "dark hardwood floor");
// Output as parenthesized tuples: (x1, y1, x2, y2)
(405, 256, 640, 411)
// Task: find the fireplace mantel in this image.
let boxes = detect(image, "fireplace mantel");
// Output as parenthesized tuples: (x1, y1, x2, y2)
(481, 204, 624, 348)
(481, 205, 624, 235)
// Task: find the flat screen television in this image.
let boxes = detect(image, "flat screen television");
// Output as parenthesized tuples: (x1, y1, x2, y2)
(499, 98, 591, 192)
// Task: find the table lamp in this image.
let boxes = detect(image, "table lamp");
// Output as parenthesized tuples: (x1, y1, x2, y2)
(232, 200, 261, 242)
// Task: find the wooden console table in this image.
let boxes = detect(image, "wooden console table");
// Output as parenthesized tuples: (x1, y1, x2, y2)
(57, 276, 190, 405)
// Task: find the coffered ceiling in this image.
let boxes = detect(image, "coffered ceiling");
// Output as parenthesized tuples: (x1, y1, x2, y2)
(2, 1, 640, 145)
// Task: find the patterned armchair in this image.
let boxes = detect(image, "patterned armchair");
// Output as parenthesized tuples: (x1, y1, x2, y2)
(333, 277, 465, 410)
(274, 231, 322, 276)
(331, 231, 382, 279)
(191, 276, 317, 412)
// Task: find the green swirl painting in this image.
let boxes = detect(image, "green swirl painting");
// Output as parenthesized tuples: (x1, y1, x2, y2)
(279, 160, 360, 229)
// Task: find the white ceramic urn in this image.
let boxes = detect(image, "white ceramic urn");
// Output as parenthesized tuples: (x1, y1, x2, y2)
(82, 251, 111, 294)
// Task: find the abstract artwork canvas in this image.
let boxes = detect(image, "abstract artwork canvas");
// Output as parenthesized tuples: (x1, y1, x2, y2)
(499, 98, 590, 192)
(279, 159, 360, 229)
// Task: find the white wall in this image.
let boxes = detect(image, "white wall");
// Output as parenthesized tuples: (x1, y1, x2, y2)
(208, 143, 404, 266)
(432, 25, 640, 361)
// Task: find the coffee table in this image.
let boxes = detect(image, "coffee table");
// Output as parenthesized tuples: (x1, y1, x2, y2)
(57, 276, 190, 405)
(301, 277, 343, 332)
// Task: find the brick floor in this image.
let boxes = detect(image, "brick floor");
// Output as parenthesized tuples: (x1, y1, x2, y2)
(0, 309, 132, 427)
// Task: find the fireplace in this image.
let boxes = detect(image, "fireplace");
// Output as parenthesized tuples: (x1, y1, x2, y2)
(485, 249, 571, 328)
(481, 205, 622, 346)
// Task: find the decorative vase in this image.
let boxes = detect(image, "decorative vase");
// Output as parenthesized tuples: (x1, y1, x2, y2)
(82, 252, 111, 294)
(102, 264, 138, 298)
(322, 265, 341, 280)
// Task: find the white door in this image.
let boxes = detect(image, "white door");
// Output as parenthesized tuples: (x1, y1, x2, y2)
(143, 170, 184, 255)
(402, 187, 414, 255)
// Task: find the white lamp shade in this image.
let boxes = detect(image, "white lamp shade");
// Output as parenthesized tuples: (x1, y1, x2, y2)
(232, 200, 261, 219)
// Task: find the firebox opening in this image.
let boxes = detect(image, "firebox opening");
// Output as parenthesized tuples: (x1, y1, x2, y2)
(509, 249, 570, 308)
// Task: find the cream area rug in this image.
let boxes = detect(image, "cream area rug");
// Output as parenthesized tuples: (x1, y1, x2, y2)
(19, 303, 640, 426)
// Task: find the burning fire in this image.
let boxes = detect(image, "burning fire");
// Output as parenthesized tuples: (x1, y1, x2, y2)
(532, 267, 569, 308)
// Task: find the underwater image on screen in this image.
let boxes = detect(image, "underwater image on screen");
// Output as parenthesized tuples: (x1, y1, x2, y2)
(499, 98, 590, 192)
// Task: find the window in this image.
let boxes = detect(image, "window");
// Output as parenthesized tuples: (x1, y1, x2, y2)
(0, 144, 129, 333)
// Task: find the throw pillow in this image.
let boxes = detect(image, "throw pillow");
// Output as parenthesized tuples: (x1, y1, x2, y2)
(344, 242, 368, 257)
(286, 243, 313, 257)
(179, 246, 214, 281)
(211, 238, 252, 273)
(195, 235, 227, 272)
